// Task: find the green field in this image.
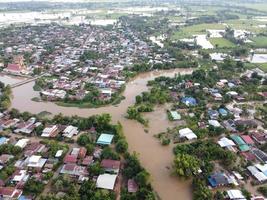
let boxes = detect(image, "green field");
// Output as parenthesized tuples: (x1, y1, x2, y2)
(245, 62, 267, 72)
(209, 38, 235, 48)
(226, 19, 265, 33)
(85, 11, 126, 19)
(171, 23, 226, 40)
(244, 3, 267, 12)
(251, 36, 267, 48)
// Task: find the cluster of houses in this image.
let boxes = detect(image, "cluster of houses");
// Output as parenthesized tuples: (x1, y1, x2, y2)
(0, 110, 139, 199)
(0, 22, 174, 103)
(164, 67, 267, 198)
(0, 135, 58, 199)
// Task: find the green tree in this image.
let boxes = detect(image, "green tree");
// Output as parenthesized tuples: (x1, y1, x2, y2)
(115, 139, 128, 153)
(85, 143, 94, 155)
(135, 171, 150, 187)
(24, 178, 45, 195)
(192, 178, 212, 200)
(88, 162, 104, 176)
(258, 186, 267, 197)
(173, 154, 200, 178)
(79, 179, 96, 200)
(135, 95, 142, 104)
(77, 134, 91, 146)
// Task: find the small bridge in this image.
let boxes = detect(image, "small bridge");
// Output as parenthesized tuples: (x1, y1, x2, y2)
(10, 75, 43, 88)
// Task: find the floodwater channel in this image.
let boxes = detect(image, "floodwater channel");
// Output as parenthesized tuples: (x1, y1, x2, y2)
(1, 68, 193, 200)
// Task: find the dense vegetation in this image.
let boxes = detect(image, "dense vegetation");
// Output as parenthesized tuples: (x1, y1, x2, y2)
(0, 81, 12, 110)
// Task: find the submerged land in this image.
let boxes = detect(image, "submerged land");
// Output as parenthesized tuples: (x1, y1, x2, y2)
(1, 0, 267, 200)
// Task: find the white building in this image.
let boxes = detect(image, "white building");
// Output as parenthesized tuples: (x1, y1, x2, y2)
(63, 125, 79, 138)
(179, 128, 197, 140)
(227, 189, 246, 200)
(41, 125, 58, 137)
(208, 120, 221, 128)
(218, 137, 236, 148)
(15, 139, 29, 149)
(96, 174, 117, 190)
(27, 155, 47, 168)
(247, 165, 267, 182)
(11, 170, 29, 183)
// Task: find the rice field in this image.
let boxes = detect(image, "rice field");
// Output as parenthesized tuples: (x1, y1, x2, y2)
(171, 23, 226, 40)
(209, 38, 235, 48)
(226, 19, 265, 33)
(243, 3, 267, 12)
(251, 36, 267, 48)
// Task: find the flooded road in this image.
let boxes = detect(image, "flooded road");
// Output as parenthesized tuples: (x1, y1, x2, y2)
(1, 68, 193, 200)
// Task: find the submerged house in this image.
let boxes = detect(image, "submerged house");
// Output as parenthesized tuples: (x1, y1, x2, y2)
(208, 172, 236, 188)
(181, 97, 197, 106)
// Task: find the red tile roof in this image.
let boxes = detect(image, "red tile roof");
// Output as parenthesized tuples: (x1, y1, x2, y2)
(240, 152, 256, 161)
(24, 143, 44, 156)
(78, 147, 87, 159)
(82, 156, 93, 166)
(100, 159, 120, 170)
(63, 163, 76, 171)
(128, 179, 138, 193)
(0, 180, 5, 187)
(251, 132, 266, 143)
(0, 154, 13, 164)
(64, 154, 77, 164)
(0, 187, 22, 198)
(241, 135, 254, 145)
(6, 64, 22, 72)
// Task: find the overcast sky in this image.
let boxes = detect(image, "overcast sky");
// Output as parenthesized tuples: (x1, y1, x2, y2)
(0, 0, 93, 2)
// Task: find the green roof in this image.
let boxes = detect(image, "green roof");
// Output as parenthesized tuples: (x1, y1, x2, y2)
(239, 144, 250, 152)
(230, 134, 246, 146)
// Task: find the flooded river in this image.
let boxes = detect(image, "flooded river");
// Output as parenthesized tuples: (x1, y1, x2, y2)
(1, 68, 193, 200)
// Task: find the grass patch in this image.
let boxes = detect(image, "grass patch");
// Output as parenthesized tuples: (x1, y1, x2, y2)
(33, 84, 42, 91)
(85, 11, 126, 20)
(258, 63, 267, 72)
(55, 101, 99, 108)
(31, 97, 41, 102)
(244, 3, 267, 12)
(226, 19, 265, 33)
(37, 111, 52, 118)
(171, 23, 226, 40)
(112, 96, 125, 105)
(55, 95, 125, 108)
(251, 36, 267, 48)
(245, 62, 267, 72)
(209, 38, 235, 48)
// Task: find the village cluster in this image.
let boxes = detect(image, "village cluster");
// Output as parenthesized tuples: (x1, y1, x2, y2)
(0, 110, 139, 200)
(156, 66, 267, 199)
(0, 21, 173, 104)
(2, 1, 267, 199)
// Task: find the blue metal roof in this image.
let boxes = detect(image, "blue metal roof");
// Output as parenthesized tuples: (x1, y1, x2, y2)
(0, 137, 7, 145)
(97, 134, 114, 145)
(181, 97, 197, 106)
(219, 108, 228, 116)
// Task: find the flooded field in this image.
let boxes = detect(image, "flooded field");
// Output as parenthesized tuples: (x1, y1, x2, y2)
(149, 35, 165, 48)
(195, 35, 214, 49)
(0, 10, 118, 27)
(1, 68, 193, 200)
(0, 74, 26, 85)
(250, 54, 267, 63)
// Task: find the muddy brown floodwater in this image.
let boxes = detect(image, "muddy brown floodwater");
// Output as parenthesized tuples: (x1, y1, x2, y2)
(1, 68, 193, 200)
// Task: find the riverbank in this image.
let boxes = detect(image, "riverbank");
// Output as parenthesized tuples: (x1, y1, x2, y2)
(3, 68, 194, 200)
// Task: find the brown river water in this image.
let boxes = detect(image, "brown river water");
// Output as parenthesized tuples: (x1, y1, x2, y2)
(1, 68, 193, 200)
